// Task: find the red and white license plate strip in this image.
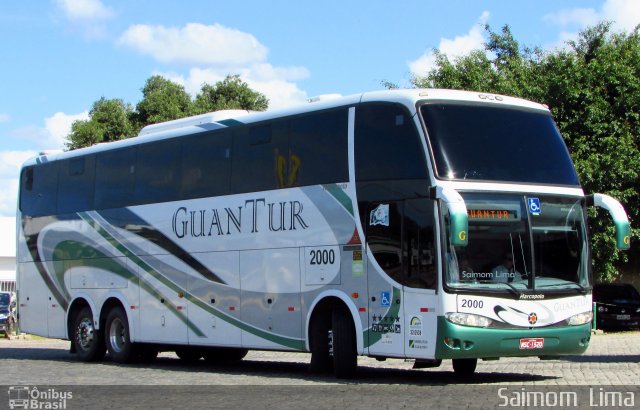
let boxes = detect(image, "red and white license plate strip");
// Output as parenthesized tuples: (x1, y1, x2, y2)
(519, 337, 544, 349)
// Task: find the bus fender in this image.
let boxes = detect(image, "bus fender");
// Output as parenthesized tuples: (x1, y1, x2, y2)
(305, 290, 364, 355)
(99, 290, 138, 343)
(66, 293, 100, 340)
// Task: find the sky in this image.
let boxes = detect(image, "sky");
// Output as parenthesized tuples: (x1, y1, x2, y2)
(0, 0, 639, 217)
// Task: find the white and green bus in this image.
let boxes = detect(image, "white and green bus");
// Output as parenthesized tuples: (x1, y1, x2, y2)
(17, 89, 630, 378)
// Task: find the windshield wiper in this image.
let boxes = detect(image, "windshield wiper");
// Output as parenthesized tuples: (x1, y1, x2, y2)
(536, 282, 589, 294)
(500, 282, 522, 297)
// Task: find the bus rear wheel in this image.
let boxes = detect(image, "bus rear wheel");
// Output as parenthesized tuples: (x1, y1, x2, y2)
(72, 307, 105, 362)
(452, 358, 477, 376)
(104, 307, 136, 363)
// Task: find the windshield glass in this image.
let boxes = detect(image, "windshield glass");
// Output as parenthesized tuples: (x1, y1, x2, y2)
(420, 103, 580, 185)
(0, 293, 9, 306)
(446, 193, 589, 294)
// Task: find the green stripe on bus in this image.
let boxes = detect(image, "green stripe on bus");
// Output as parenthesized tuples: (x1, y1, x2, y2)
(80, 211, 306, 350)
(322, 183, 354, 216)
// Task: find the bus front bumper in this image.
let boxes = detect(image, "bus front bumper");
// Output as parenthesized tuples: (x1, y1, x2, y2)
(435, 316, 591, 360)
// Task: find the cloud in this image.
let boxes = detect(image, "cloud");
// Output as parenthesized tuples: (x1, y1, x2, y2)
(54, 0, 115, 39)
(9, 111, 88, 151)
(0, 113, 9, 123)
(118, 23, 269, 66)
(544, 0, 640, 48)
(601, 0, 640, 31)
(54, 0, 114, 21)
(160, 65, 310, 110)
(120, 22, 311, 110)
(543, 8, 600, 28)
(408, 11, 490, 77)
(0, 110, 87, 216)
(0, 150, 38, 216)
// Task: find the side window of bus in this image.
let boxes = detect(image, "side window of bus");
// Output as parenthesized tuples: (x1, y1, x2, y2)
(20, 162, 59, 217)
(289, 109, 349, 186)
(365, 200, 437, 289)
(356, 103, 436, 289)
(181, 131, 231, 199)
(366, 202, 403, 284)
(355, 103, 428, 183)
(135, 139, 181, 204)
(231, 121, 288, 194)
(95, 148, 136, 210)
(58, 156, 95, 214)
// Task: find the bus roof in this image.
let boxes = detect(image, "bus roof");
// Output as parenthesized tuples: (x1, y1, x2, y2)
(21, 88, 549, 168)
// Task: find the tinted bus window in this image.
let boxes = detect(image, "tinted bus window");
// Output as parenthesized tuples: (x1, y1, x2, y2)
(135, 139, 181, 204)
(20, 162, 59, 217)
(420, 103, 580, 185)
(182, 131, 231, 199)
(290, 109, 348, 186)
(231, 122, 288, 193)
(58, 156, 95, 214)
(95, 148, 136, 209)
(355, 103, 428, 182)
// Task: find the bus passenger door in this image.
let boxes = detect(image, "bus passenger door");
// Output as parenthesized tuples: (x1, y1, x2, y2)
(365, 201, 405, 357)
(401, 198, 439, 359)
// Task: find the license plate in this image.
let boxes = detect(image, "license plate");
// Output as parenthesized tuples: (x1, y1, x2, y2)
(616, 314, 631, 320)
(519, 338, 544, 349)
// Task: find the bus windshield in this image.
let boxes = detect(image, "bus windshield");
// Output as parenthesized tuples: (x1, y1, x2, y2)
(420, 102, 580, 185)
(446, 193, 589, 294)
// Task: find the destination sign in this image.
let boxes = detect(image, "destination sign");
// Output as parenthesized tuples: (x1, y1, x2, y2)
(467, 209, 518, 221)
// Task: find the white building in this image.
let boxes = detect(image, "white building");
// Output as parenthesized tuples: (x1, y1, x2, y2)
(0, 217, 16, 292)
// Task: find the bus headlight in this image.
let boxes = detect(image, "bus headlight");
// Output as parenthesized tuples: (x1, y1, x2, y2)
(567, 311, 593, 326)
(445, 312, 493, 328)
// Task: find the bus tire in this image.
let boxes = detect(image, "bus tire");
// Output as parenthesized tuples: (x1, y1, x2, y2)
(309, 314, 333, 373)
(136, 346, 158, 363)
(331, 306, 357, 379)
(72, 307, 105, 362)
(104, 306, 136, 363)
(452, 358, 477, 376)
(175, 347, 203, 363)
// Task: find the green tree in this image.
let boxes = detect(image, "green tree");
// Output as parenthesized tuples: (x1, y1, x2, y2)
(65, 75, 269, 150)
(66, 97, 135, 150)
(191, 75, 269, 114)
(413, 23, 640, 282)
(133, 75, 192, 128)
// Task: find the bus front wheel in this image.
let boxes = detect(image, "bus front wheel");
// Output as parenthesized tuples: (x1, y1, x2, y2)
(331, 306, 357, 379)
(309, 313, 332, 374)
(104, 307, 136, 363)
(452, 358, 477, 376)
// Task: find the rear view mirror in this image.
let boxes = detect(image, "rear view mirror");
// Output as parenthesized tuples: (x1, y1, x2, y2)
(435, 187, 468, 247)
(587, 193, 631, 250)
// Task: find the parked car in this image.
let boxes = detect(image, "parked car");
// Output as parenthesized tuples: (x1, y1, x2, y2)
(593, 283, 640, 330)
(0, 291, 17, 337)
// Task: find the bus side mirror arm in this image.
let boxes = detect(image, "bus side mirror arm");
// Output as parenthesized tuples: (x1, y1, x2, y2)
(587, 193, 631, 250)
(434, 186, 468, 247)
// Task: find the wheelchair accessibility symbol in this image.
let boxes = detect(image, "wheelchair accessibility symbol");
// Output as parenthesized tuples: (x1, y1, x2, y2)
(528, 198, 541, 216)
(380, 291, 391, 307)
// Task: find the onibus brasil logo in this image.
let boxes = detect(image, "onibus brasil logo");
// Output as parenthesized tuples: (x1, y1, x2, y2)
(8, 386, 72, 409)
